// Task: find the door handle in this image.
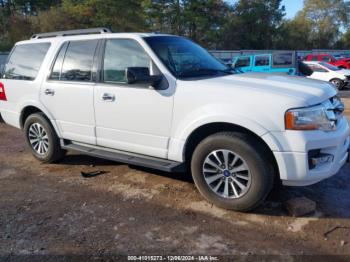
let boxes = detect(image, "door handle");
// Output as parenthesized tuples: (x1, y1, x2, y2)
(102, 93, 115, 102)
(44, 89, 55, 96)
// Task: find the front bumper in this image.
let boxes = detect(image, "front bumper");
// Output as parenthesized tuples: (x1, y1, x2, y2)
(270, 117, 350, 186)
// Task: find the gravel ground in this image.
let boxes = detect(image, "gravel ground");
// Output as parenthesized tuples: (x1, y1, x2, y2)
(0, 94, 349, 260)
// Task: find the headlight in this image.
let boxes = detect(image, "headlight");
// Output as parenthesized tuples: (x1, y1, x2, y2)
(285, 104, 335, 131)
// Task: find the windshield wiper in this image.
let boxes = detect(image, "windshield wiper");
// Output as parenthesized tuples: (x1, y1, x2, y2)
(178, 68, 234, 78)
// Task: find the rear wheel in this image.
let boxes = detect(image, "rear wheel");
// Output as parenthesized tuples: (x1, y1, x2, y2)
(330, 78, 344, 90)
(24, 113, 65, 163)
(191, 132, 274, 211)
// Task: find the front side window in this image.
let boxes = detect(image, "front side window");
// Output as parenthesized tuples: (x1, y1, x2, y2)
(235, 57, 250, 67)
(310, 56, 318, 61)
(60, 40, 98, 82)
(144, 36, 232, 79)
(254, 56, 270, 66)
(3, 43, 50, 81)
(103, 39, 151, 83)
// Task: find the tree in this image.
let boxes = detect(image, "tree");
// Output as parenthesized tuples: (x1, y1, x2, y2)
(220, 0, 285, 50)
(276, 14, 313, 50)
(142, 0, 183, 34)
(298, 0, 350, 48)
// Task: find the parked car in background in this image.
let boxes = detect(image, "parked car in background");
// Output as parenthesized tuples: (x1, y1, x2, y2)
(232, 52, 297, 75)
(304, 54, 350, 69)
(303, 61, 350, 90)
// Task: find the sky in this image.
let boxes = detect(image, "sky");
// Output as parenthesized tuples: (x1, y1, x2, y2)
(227, 0, 304, 19)
(282, 0, 304, 19)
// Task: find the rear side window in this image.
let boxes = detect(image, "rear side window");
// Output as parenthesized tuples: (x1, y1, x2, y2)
(254, 56, 270, 66)
(51, 40, 98, 82)
(272, 52, 293, 67)
(235, 57, 250, 67)
(3, 43, 50, 81)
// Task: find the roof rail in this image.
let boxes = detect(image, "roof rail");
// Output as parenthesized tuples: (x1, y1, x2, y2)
(31, 28, 112, 39)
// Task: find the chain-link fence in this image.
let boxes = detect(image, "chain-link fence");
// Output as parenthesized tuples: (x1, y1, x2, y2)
(210, 50, 350, 63)
(0, 52, 9, 69)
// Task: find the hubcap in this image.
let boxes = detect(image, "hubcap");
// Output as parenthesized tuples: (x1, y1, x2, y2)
(28, 123, 49, 155)
(202, 149, 251, 199)
(331, 80, 340, 88)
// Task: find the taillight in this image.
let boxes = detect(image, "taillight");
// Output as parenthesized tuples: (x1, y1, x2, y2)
(0, 82, 7, 101)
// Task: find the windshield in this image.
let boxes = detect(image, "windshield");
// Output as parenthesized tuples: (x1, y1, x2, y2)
(144, 36, 233, 79)
(319, 62, 341, 71)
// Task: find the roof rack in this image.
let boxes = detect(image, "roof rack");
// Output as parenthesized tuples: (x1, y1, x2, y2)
(31, 28, 112, 39)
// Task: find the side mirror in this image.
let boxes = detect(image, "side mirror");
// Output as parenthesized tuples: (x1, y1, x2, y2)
(126, 67, 162, 87)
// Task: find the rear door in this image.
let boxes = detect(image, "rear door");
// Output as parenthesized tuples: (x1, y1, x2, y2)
(40, 39, 99, 145)
(253, 55, 271, 72)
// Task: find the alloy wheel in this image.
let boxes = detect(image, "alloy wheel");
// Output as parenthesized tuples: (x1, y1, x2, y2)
(202, 149, 251, 199)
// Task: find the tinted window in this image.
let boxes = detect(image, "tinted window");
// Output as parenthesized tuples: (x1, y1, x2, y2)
(3, 43, 50, 80)
(308, 64, 327, 72)
(310, 56, 318, 61)
(61, 40, 98, 82)
(144, 36, 230, 79)
(321, 56, 331, 62)
(235, 57, 250, 67)
(255, 56, 270, 66)
(103, 39, 150, 83)
(49, 42, 68, 80)
(273, 52, 293, 66)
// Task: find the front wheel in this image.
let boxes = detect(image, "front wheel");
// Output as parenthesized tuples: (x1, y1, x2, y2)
(24, 113, 66, 163)
(191, 132, 274, 211)
(330, 78, 344, 90)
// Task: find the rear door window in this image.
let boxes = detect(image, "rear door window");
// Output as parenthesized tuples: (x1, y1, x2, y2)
(272, 52, 294, 67)
(321, 56, 331, 62)
(3, 43, 50, 81)
(49, 42, 68, 80)
(254, 55, 270, 66)
(60, 40, 98, 82)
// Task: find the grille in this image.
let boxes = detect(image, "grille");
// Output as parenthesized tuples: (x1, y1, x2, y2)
(327, 96, 345, 127)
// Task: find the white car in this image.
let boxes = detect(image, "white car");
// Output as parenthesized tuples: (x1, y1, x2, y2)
(0, 28, 349, 211)
(304, 61, 350, 90)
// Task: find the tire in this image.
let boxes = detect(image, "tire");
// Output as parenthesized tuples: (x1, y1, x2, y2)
(330, 78, 344, 90)
(191, 132, 274, 212)
(24, 113, 66, 163)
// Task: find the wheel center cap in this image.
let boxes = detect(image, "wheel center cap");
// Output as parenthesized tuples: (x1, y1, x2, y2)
(223, 170, 231, 177)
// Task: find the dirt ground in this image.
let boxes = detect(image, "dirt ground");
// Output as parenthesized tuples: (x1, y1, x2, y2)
(0, 93, 350, 260)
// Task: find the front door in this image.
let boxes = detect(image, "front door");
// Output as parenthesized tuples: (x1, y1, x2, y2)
(40, 40, 99, 145)
(94, 39, 174, 158)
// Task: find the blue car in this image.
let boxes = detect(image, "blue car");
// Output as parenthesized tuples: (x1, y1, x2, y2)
(232, 52, 298, 75)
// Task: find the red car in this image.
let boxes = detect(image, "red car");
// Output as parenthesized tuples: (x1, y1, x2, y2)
(305, 54, 350, 69)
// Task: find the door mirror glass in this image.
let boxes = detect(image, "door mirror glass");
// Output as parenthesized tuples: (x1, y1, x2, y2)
(126, 67, 162, 86)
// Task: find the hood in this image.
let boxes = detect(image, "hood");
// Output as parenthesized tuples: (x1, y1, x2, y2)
(337, 69, 350, 75)
(195, 73, 337, 106)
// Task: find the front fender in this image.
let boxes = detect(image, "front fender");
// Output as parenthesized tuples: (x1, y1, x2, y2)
(168, 104, 280, 162)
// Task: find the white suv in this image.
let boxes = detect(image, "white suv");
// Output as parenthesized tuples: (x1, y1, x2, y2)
(0, 28, 349, 211)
